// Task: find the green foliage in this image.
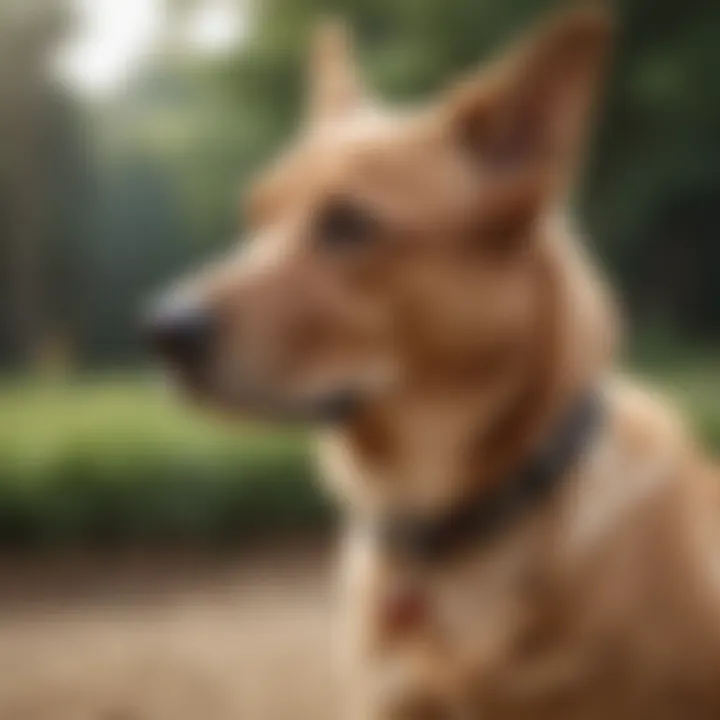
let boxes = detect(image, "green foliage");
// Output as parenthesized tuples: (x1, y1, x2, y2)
(0, 378, 330, 548)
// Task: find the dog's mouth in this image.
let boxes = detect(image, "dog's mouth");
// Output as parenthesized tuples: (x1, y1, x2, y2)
(209, 384, 365, 425)
(166, 361, 366, 425)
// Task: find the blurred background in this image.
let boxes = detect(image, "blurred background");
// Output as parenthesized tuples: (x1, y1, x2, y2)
(0, 0, 717, 718)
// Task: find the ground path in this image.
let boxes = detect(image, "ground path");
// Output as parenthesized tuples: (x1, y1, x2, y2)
(0, 542, 338, 720)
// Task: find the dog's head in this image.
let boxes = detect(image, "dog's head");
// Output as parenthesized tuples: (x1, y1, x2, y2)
(147, 6, 612, 423)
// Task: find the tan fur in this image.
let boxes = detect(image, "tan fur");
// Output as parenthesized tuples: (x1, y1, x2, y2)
(163, 6, 720, 718)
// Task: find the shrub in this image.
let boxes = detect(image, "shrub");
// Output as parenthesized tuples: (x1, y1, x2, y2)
(0, 377, 330, 548)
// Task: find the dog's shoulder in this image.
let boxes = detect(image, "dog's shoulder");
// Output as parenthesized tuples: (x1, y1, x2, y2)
(603, 373, 688, 456)
(562, 374, 693, 557)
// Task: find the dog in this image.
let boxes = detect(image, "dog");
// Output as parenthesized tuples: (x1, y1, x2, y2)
(147, 5, 720, 718)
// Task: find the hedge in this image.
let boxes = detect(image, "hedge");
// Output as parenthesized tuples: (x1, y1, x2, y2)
(0, 377, 330, 548)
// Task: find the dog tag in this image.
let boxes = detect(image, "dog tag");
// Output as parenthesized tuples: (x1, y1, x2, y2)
(382, 583, 428, 637)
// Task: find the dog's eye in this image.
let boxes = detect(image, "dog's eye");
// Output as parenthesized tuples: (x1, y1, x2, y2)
(317, 200, 376, 251)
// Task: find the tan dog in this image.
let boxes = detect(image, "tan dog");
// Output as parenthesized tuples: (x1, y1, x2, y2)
(147, 5, 720, 718)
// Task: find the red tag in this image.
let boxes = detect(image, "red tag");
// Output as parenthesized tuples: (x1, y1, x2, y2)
(382, 585, 428, 637)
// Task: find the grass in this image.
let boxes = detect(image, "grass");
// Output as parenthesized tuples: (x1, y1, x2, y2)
(0, 363, 716, 548)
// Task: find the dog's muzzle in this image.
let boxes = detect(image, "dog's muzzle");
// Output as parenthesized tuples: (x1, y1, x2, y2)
(143, 293, 364, 425)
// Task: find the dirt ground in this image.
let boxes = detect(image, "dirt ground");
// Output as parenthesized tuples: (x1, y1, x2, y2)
(0, 542, 339, 720)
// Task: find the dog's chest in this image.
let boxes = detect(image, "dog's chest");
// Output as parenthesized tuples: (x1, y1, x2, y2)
(344, 522, 567, 715)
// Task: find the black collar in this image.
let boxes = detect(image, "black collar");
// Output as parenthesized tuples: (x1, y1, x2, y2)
(377, 390, 603, 564)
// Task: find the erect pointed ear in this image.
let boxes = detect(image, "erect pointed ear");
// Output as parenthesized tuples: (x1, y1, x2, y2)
(307, 19, 366, 124)
(446, 4, 613, 194)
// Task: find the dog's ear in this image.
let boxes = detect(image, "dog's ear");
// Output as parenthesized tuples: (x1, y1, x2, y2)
(308, 19, 366, 124)
(446, 4, 613, 198)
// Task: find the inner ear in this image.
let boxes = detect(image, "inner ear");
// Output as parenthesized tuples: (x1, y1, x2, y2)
(463, 170, 551, 259)
(450, 5, 613, 180)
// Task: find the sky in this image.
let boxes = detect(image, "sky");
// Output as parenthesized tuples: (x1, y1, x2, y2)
(55, 0, 246, 96)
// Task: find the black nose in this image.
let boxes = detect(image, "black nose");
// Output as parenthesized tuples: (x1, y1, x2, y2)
(144, 297, 213, 365)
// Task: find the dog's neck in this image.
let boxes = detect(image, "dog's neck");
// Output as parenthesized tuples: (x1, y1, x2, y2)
(318, 215, 618, 517)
